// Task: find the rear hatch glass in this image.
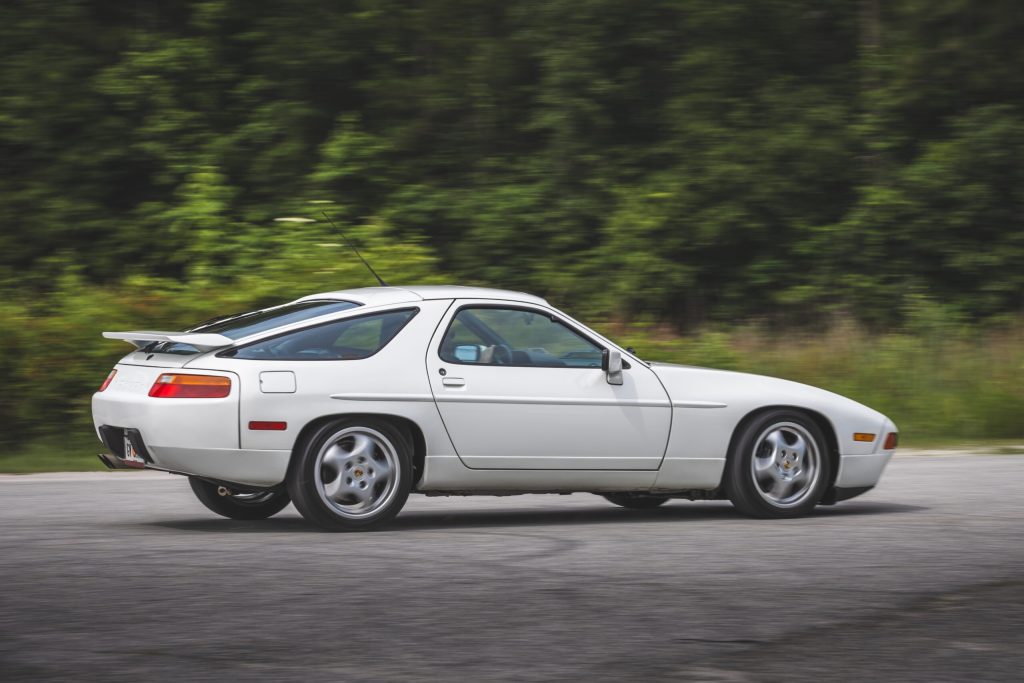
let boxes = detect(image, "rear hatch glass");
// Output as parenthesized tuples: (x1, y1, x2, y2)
(143, 299, 361, 356)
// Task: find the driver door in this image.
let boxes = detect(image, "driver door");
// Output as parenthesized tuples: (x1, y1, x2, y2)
(425, 301, 671, 470)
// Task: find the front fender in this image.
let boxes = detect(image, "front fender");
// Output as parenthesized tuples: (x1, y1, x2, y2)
(648, 363, 892, 491)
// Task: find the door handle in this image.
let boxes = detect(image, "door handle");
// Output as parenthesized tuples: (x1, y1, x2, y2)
(442, 377, 466, 387)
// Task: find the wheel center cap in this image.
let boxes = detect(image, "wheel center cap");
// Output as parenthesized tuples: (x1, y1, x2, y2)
(353, 468, 365, 478)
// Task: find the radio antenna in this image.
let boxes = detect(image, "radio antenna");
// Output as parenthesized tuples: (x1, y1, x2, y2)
(321, 210, 389, 287)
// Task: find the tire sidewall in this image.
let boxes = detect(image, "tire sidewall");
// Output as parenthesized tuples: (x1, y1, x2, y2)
(288, 417, 413, 531)
(188, 477, 291, 520)
(726, 410, 832, 519)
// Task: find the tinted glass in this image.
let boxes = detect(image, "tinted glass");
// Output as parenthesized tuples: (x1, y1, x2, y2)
(145, 299, 361, 355)
(192, 300, 360, 339)
(229, 309, 417, 360)
(439, 308, 602, 367)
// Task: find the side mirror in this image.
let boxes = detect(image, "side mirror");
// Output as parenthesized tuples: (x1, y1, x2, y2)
(601, 349, 623, 385)
(453, 344, 481, 362)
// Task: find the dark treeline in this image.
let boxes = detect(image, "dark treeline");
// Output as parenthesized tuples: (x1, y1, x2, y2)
(3, 0, 1023, 327)
(2, 1, 1024, 448)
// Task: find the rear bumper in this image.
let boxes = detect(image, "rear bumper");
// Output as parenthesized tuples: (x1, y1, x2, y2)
(93, 365, 290, 487)
(146, 445, 290, 487)
(95, 427, 290, 486)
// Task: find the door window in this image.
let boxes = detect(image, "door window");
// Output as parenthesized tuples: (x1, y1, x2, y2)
(439, 307, 602, 368)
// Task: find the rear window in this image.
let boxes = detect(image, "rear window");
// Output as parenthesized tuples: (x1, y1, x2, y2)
(191, 300, 361, 339)
(145, 300, 361, 355)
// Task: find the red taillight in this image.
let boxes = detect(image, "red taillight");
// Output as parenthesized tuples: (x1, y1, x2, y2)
(148, 374, 231, 399)
(884, 432, 899, 450)
(99, 370, 117, 392)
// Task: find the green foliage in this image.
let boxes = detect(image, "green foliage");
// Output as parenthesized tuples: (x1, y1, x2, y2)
(0, 0, 1022, 452)
(597, 315, 1024, 443)
(0, 223, 440, 447)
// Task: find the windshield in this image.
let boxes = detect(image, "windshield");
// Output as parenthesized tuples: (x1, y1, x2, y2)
(144, 299, 361, 355)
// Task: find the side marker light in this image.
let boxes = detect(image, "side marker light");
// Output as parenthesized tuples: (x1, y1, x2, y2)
(249, 421, 287, 431)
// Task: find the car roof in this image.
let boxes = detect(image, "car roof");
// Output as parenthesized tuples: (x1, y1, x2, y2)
(296, 285, 549, 307)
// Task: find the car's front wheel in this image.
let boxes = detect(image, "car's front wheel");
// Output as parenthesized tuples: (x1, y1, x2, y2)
(288, 418, 412, 531)
(725, 410, 831, 518)
(188, 477, 291, 520)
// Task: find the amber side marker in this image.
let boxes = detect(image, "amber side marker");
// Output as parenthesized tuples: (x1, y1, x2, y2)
(853, 432, 876, 442)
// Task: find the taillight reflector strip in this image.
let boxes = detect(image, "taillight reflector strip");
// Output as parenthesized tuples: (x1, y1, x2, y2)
(248, 421, 287, 431)
(149, 374, 231, 399)
(883, 432, 899, 450)
(99, 369, 117, 392)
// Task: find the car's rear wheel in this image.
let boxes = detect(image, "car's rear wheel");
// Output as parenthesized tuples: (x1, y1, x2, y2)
(288, 418, 412, 531)
(601, 493, 670, 509)
(725, 410, 831, 518)
(188, 477, 291, 520)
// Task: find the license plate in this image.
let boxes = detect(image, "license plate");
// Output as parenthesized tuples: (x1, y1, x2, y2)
(123, 435, 146, 467)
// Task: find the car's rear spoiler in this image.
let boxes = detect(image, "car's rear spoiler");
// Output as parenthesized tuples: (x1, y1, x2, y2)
(102, 331, 234, 351)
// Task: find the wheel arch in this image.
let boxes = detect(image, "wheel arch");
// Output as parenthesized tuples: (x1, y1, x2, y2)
(720, 405, 840, 496)
(288, 413, 427, 488)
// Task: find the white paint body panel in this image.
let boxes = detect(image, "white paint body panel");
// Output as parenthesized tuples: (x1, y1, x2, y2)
(647, 363, 894, 490)
(93, 286, 897, 496)
(259, 371, 296, 394)
(425, 299, 672, 470)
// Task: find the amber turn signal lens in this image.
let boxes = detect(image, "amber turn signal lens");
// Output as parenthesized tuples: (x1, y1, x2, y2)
(99, 369, 117, 392)
(883, 432, 899, 450)
(853, 432, 876, 442)
(148, 373, 231, 398)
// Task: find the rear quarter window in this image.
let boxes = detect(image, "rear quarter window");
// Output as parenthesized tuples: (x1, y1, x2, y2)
(223, 309, 418, 361)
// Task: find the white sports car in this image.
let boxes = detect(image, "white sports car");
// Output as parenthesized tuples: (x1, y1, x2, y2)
(93, 285, 897, 530)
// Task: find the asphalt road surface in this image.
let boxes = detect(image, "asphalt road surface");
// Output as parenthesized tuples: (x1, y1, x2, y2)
(2, 454, 1022, 682)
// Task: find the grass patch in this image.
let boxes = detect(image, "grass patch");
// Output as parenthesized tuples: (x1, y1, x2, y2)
(598, 317, 1024, 444)
(0, 437, 107, 474)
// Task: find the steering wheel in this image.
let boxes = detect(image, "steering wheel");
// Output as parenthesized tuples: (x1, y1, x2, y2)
(492, 343, 514, 365)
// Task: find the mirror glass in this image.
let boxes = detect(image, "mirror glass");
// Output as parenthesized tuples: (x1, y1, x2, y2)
(453, 344, 481, 362)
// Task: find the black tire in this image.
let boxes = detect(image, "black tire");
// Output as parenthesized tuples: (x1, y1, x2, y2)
(725, 409, 832, 519)
(601, 493, 670, 509)
(287, 417, 413, 531)
(188, 477, 291, 520)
